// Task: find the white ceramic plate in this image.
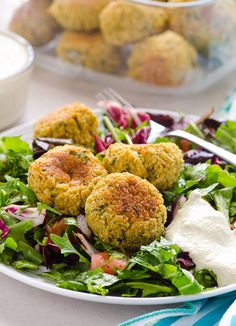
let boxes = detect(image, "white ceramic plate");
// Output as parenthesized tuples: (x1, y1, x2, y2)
(0, 108, 235, 305)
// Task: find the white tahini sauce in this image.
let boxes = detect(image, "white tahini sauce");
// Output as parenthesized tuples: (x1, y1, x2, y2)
(0, 34, 28, 79)
(165, 190, 236, 287)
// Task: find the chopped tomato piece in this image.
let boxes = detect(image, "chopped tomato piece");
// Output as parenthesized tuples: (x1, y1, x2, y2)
(180, 139, 190, 152)
(91, 252, 109, 270)
(103, 258, 127, 275)
(90, 252, 127, 275)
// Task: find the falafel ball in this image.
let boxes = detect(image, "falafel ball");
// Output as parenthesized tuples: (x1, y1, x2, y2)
(99, 0, 167, 46)
(127, 31, 197, 86)
(48, 0, 110, 32)
(103, 142, 183, 190)
(9, 0, 59, 47)
(56, 31, 122, 73)
(169, 0, 236, 54)
(28, 145, 107, 215)
(34, 103, 98, 148)
(85, 173, 167, 251)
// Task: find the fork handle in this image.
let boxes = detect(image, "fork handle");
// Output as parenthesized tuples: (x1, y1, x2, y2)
(168, 129, 236, 166)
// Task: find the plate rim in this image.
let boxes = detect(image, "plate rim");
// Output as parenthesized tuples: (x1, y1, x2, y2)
(0, 107, 234, 305)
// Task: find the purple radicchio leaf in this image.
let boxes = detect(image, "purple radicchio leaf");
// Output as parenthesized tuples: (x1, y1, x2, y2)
(211, 156, 226, 167)
(0, 218, 10, 238)
(99, 100, 150, 129)
(202, 118, 222, 131)
(177, 252, 196, 270)
(149, 113, 175, 128)
(166, 195, 186, 227)
(94, 133, 111, 153)
(40, 238, 79, 268)
(106, 102, 130, 129)
(132, 127, 151, 144)
(131, 112, 150, 129)
(3, 205, 46, 227)
(184, 149, 214, 164)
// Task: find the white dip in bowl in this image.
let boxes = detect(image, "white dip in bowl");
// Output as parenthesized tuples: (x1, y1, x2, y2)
(0, 31, 35, 130)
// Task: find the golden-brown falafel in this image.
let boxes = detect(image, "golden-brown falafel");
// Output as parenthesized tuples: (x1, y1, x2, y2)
(85, 172, 167, 251)
(34, 103, 98, 148)
(169, 0, 236, 53)
(103, 142, 183, 190)
(127, 31, 197, 86)
(28, 145, 107, 215)
(99, 0, 168, 46)
(56, 31, 122, 73)
(48, 0, 110, 32)
(9, 0, 59, 47)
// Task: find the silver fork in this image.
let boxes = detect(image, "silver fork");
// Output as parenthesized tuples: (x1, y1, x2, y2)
(97, 88, 236, 166)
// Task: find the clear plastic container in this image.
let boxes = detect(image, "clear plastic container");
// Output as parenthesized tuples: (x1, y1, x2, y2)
(8, 0, 236, 95)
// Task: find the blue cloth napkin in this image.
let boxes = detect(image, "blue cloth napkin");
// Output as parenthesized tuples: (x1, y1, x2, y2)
(120, 292, 236, 326)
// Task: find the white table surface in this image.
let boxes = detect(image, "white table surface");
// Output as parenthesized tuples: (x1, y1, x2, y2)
(1, 2, 236, 325)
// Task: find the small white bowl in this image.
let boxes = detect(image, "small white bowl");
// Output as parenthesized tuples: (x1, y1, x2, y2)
(0, 30, 35, 130)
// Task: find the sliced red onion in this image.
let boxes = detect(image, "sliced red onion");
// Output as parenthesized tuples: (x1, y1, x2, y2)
(77, 214, 92, 239)
(4, 205, 46, 227)
(0, 218, 10, 238)
(184, 149, 214, 164)
(76, 232, 98, 257)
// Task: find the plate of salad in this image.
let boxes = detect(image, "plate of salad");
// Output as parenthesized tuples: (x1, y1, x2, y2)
(0, 101, 236, 305)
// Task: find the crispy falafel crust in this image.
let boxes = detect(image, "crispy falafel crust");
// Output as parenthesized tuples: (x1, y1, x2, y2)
(128, 31, 197, 86)
(48, 0, 110, 31)
(56, 31, 122, 73)
(28, 145, 107, 215)
(85, 173, 167, 251)
(99, 0, 167, 46)
(103, 142, 183, 190)
(34, 102, 98, 148)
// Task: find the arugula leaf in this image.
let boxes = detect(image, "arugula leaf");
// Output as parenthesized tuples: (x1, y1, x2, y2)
(17, 241, 43, 264)
(215, 121, 236, 153)
(50, 233, 90, 265)
(0, 177, 37, 207)
(76, 269, 119, 296)
(130, 238, 202, 295)
(0, 237, 17, 254)
(9, 220, 33, 242)
(13, 259, 39, 270)
(0, 137, 33, 182)
(124, 281, 173, 297)
(0, 248, 15, 265)
(117, 269, 150, 280)
(194, 269, 217, 289)
(37, 202, 62, 215)
(213, 187, 234, 218)
(57, 281, 87, 292)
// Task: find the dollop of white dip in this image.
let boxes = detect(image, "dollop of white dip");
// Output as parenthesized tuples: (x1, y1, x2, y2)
(165, 190, 236, 287)
(0, 34, 28, 80)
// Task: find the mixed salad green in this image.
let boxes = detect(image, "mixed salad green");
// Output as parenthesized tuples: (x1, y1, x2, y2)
(0, 106, 235, 298)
